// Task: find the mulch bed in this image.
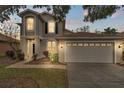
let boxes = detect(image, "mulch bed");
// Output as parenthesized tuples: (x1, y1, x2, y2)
(0, 57, 17, 65)
(0, 77, 39, 88)
(26, 58, 50, 65)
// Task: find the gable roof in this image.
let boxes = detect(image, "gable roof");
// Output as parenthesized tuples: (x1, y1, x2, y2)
(0, 33, 19, 43)
(18, 9, 39, 17)
(18, 9, 45, 22)
(18, 9, 55, 18)
(40, 11, 55, 18)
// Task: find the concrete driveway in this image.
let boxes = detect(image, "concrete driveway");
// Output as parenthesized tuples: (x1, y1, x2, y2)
(67, 63, 124, 88)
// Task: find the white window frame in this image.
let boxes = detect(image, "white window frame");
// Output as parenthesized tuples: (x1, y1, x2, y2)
(47, 41, 57, 53)
(26, 17, 34, 31)
(48, 20, 55, 33)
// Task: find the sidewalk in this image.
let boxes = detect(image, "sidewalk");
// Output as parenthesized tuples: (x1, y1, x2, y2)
(6, 61, 66, 69)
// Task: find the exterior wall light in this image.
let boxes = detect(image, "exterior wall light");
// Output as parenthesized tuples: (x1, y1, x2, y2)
(60, 43, 64, 48)
(119, 44, 123, 48)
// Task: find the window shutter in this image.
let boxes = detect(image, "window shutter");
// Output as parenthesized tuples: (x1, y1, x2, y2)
(55, 22, 58, 34)
(45, 22, 48, 34)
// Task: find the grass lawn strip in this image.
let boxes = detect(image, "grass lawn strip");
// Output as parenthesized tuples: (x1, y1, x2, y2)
(0, 64, 68, 88)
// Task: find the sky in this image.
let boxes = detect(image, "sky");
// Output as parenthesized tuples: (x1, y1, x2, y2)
(10, 5, 124, 32)
(66, 6, 124, 32)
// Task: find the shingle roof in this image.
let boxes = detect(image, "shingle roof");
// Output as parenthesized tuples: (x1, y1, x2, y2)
(0, 33, 20, 43)
(18, 9, 55, 22)
(64, 29, 74, 34)
(63, 31, 100, 37)
(57, 31, 124, 40)
(18, 9, 40, 16)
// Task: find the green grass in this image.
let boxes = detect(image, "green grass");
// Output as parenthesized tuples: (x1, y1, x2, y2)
(0, 53, 5, 59)
(0, 64, 68, 88)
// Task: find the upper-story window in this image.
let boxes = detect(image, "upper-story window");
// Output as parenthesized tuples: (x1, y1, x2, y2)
(26, 17, 34, 31)
(48, 20, 55, 33)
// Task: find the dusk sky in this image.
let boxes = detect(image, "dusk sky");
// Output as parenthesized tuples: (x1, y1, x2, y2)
(10, 5, 124, 32)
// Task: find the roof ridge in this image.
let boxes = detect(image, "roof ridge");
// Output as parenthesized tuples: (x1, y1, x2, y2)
(18, 9, 40, 16)
(18, 9, 55, 17)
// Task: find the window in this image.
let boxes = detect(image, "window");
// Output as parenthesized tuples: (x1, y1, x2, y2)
(89, 43, 94, 46)
(78, 43, 83, 46)
(107, 43, 112, 46)
(67, 43, 71, 47)
(101, 43, 106, 46)
(72, 43, 77, 46)
(84, 43, 88, 46)
(26, 17, 34, 31)
(95, 43, 100, 46)
(47, 41, 56, 53)
(48, 21, 55, 33)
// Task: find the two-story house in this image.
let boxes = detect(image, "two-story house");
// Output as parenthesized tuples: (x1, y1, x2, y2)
(18, 9, 124, 63)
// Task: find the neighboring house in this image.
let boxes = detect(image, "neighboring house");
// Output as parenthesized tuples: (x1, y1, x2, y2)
(0, 33, 19, 56)
(18, 9, 124, 63)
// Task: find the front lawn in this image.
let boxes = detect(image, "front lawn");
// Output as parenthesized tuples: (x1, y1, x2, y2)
(0, 53, 5, 59)
(0, 64, 68, 88)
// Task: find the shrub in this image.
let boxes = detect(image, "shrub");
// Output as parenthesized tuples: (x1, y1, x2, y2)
(6, 50, 15, 59)
(43, 51, 49, 58)
(49, 53, 58, 63)
(32, 54, 38, 61)
(16, 50, 24, 61)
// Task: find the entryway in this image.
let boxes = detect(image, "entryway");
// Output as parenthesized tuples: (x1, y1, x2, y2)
(26, 39, 35, 60)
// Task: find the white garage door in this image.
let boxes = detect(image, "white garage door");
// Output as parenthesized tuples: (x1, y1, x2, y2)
(65, 42, 114, 63)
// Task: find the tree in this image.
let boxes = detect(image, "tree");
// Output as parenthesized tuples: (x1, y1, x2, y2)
(0, 5, 71, 22)
(82, 26, 90, 32)
(0, 5, 122, 23)
(0, 20, 20, 38)
(0, 6, 26, 22)
(103, 27, 117, 35)
(76, 25, 90, 32)
(0, 20, 20, 55)
(82, 5, 122, 22)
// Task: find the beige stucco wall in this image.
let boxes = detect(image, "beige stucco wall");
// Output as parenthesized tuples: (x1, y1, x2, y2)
(58, 40, 65, 62)
(42, 14, 64, 37)
(114, 40, 123, 63)
(38, 39, 47, 58)
(20, 37, 27, 59)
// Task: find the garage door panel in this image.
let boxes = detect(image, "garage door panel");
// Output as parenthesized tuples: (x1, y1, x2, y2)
(65, 42, 113, 63)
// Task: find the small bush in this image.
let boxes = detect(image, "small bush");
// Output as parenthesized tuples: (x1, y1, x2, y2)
(49, 53, 58, 63)
(6, 50, 15, 59)
(16, 50, 24, 61)
(43, 51, 49, 58)
(32, 54, 38, 61)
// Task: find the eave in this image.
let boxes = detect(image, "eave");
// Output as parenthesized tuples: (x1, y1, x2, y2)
(56, 36, 124, 40)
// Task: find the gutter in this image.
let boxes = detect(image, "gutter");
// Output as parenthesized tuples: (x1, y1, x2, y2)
(56, 37, 124, 40)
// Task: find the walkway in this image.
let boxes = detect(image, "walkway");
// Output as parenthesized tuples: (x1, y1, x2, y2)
(6, 61, 66, 69)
